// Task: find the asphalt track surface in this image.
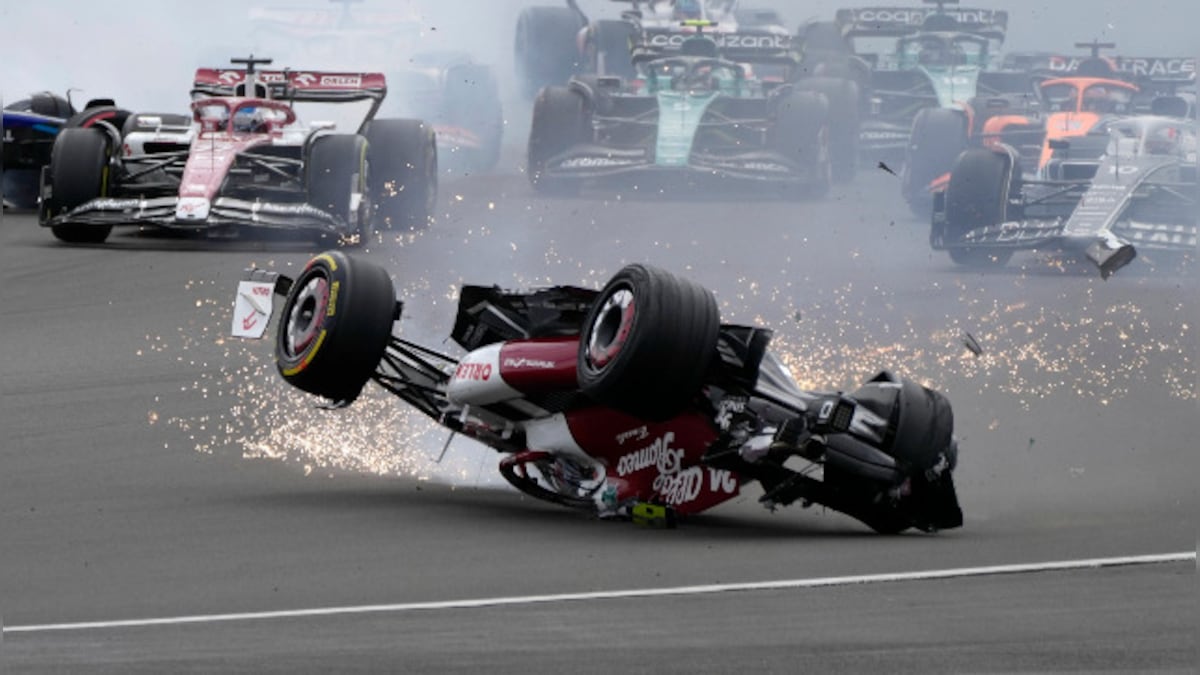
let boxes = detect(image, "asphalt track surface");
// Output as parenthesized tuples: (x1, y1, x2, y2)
(1, 156, 1196, 671)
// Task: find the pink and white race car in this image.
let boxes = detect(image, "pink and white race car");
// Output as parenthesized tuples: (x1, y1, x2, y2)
(39, 57, 437, 244)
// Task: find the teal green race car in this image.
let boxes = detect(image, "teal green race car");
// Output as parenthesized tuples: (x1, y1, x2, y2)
(526, 45, 833, 197)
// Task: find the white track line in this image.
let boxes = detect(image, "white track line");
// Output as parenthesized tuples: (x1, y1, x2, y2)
(4, 551, 1192, 634)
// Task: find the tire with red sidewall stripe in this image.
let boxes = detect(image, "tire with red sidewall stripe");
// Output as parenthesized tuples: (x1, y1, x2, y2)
(275, 251, 397, 402)
(577, 264, 720, 421)
(66, 105, 132, 136)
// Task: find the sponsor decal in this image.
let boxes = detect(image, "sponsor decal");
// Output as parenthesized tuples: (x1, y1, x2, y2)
(320, 74, 362, 87)
(454, 361, 492, 381)
(560, 156, 638, 169)
(709, 468, 738, 494)
(653, 466, 704, 505)
(714, 397, 747, 431)
(218, 71, 243, 84)
(647, 32, 787, 50)
(294, 73, 318, 86)
(326, 280, 340, 317)
(616, 432, 683, 476)
(615, 425, 649, 445)
(849, 8, 998, 25)
(502, 357, 556, 369)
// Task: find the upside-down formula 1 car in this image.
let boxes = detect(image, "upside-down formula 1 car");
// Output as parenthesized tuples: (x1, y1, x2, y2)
(231, 251, 963, 534)
(526, 34, 835, 196)
(930, 115, 1197, 277)
(3, 93, 122, 210)
(38, 57, 437, 244)
(250, 2, 503, 172)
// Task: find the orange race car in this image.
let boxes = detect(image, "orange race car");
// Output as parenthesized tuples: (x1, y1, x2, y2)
(903, 42, 1193, 214)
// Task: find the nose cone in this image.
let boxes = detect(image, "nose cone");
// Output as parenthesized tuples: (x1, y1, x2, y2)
(176, 197, 211, 222)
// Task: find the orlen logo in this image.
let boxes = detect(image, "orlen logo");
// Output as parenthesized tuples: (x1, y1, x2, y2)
(218, 71, 243, 84)
(321, 75, 362, 87)
(293, 73, 318, 86)
(251, 285, 271, 296)
(454, 362, 492, 381)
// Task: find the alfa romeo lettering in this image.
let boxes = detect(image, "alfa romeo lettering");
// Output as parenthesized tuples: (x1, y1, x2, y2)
(454, 362, 492, 381)
(653, 466, 704, 505)
(616, 432, 683, 476)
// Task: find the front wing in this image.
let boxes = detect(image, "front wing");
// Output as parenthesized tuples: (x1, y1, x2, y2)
(40, 194, 351, 235)
(539, 143, 822, 186)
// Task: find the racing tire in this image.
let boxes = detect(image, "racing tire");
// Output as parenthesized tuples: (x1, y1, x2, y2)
(943, 148, 1015, 268)
(306, 134, 371, 244)
(44, 128, 112, 243)
(587, 20, 637, 80)
(793, 77, 860, 182)
(365, 119, 438, 231)
(577, 264, 720, 421)
(528, 86, 590, 195)
(275, 251, 397, 403)
(515, 7, 585, 100)
(771, 91, 832, 198)
(902, 108, 967, 219)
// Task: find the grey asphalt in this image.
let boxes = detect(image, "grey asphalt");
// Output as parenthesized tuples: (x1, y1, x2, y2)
(1, 167, 1195, 672)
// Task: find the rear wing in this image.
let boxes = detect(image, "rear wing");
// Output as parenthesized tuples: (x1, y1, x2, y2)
(835, 6, 1008, 38)
(192, 69, 387, 103)
(1003, 53, 1195, 85)
(632, 28, 798, 67)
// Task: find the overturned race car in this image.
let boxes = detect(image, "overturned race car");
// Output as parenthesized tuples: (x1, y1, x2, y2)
(39, 57, 438, 244)
(232, 252, 963, 534)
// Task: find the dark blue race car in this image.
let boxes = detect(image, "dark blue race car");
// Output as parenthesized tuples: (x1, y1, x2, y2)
(3, 93, 122, 209)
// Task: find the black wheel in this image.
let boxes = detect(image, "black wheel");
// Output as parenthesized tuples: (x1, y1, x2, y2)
(443, 63, 504, 172)
(120, 112, 190, 138)
(306, 134, 370, 242)
(577, 264, 720, 421)
(365, 119, 438, 231)
(943, 148, 1015, 268)
(586, 20, 637, 80)
(527, 86, 590, 195)
(275, 251, 397, 403)
(793, 77, 860, 182)
(771, 91, 832, 198)
(44, 127, 112, 243)
(515, 7, 584, 99)
(902, 108, 967, 218)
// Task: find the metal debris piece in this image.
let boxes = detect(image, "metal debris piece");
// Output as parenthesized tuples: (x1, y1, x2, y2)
(877, 161, 897, 176)
(961, 330, 984, 357)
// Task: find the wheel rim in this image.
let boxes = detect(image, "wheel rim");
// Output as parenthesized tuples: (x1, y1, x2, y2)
(586, 286, 635, 369)
(284, 274, 330, 357)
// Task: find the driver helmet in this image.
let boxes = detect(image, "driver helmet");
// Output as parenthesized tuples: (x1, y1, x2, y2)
(1144, 125, 1180, 155)
(233, 106, 268, 133)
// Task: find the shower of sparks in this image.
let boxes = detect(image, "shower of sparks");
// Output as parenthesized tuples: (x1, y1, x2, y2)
(153, 254, 1194, 486)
